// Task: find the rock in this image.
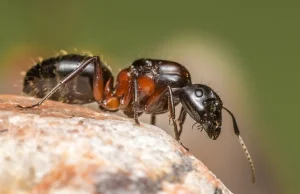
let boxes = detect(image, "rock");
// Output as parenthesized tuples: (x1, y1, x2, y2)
(0, 95, 232, 194)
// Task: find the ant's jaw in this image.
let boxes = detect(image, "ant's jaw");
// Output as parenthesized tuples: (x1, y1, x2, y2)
(202, 122, 221, 140)
(197, 112, 222, 140)
(193, 98, 223, 140)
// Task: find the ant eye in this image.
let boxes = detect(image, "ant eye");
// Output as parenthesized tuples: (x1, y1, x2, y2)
(195, 89, 203, 97)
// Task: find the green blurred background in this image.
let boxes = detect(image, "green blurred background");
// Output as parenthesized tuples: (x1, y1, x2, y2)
(0, 1, 298, 193)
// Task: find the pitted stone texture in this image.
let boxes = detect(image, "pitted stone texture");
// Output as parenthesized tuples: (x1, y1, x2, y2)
(0, 95, 232, 194)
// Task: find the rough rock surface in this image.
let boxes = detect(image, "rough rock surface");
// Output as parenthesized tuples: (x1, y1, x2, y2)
(0, 95, 232, 194)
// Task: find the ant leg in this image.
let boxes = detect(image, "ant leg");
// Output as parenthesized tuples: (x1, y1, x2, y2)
(0, 129, 8, 134)
(151, 114, 156, 125)
(166, 86, 178, 138)
(92, 57, 105, 102)
(17, 56, 101, 109)
(144, 87, 189, 150)
(166, 86, 189, 151)
(177, 107, 187, 137)
(132, 77, 140, 125)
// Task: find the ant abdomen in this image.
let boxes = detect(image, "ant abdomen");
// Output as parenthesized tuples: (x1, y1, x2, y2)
(23, 54, 113, 104)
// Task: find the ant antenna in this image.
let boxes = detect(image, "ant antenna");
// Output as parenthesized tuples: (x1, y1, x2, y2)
(223, 107, 256, 183)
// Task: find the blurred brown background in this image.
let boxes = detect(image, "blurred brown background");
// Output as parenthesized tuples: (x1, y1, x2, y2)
(0, 1, 299, 193)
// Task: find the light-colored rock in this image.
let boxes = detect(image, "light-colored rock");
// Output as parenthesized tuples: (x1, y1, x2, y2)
(0, 95, 232, 194)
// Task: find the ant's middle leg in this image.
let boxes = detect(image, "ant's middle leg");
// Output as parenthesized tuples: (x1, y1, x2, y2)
(132, 77, 140, 125)
(17, 56, 103, 110)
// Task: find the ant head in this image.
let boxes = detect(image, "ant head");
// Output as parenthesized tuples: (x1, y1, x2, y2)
(180, 84, 223, 140)
(180, 84, 256, 182)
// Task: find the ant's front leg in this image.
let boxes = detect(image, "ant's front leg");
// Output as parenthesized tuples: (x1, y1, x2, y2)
(165, 86, 179, 140)
(176, 107, 187, 138)
(166, 86, 189, 151)
(145, 86, 189, 151)
(17, 56, 101, 110)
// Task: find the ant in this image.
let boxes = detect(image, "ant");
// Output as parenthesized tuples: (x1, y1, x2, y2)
(17, 53, 255, 183)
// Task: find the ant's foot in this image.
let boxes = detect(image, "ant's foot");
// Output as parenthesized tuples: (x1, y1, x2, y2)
(133, 118, 140, 126)
(0, 129, 8, 133)
(178, 140, 189, 151)
(16, 104, 40, 110)
(16, 104, 27, 110)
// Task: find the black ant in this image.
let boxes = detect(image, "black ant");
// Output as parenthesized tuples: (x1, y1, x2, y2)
(17, 53, 255, 183)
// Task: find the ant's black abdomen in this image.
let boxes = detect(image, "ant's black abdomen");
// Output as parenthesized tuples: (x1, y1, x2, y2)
(23, 54, 112, 104)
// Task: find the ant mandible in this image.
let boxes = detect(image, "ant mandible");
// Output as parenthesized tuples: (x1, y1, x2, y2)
(17, 53, 255, 183)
